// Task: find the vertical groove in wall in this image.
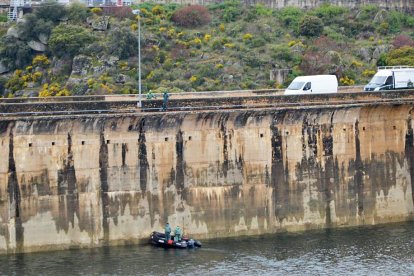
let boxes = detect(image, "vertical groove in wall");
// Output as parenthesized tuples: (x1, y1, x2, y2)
(121, 143, 128, 167)
(404, 118, 414, 204)
(354, 120, 364, 219)
(322, 122, 334, 227)
(7, 125, 24, 252)
(270, 114, 288, 223)
(175, 130, 185, 194)
(99, 131, 109, 244)
(220, 114, 230, 178)
(57, 132, 79, 231)
(138, 118, 148, 196)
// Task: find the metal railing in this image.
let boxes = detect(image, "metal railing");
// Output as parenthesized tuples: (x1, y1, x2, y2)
(378, 66, 414, 70)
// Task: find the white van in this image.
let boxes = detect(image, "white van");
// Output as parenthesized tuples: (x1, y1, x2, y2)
(284, 75, 338, 95)
(364, 66, 414, 91)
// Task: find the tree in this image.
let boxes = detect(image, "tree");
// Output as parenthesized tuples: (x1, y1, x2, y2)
(35, 1, 66, 22)
(299, 15, 324, 37)
(67, 2, 89, 24)
(107, 27, 137, 59)
(0, 36, 32, 70)
(49, 24, 94, 58)
(171, 5, 211, 27)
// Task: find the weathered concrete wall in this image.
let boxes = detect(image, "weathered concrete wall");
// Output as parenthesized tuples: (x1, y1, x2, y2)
(136, 0, 414, 11)
(1, 104, 414, 253)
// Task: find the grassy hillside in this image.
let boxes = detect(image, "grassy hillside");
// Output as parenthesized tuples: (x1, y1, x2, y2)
(0, 1, 414, 97)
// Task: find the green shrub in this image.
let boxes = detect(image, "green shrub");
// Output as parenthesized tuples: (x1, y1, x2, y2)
(270, 45, 294, 62)
(67, 2, 89, 24)
(18, 14, 54, 41)
(299, 16, 324, 37)
(386, 11, 406, 34)
(278, 6, 303, 28)
(35, 1, 66, 22)
(248, 38, 266, 48)
(386, 46, 414, 66)
(0, 36, 33, 70)
(0, 13, 7, 22)
(107, 27, 137, 59)
(221, 0, 242, 23)
(312, 4, 348, 24)
(357, 5, 379, 21)
(49, 24, 94, 58)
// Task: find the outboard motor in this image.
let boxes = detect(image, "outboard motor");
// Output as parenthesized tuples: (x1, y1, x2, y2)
(187, 239, 195, 248)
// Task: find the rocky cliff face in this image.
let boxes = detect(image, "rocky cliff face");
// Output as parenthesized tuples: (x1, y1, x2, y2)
(1, 104, 414, 253)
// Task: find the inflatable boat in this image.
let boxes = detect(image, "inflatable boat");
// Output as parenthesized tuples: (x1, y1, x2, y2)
(150, 231, 202, 249)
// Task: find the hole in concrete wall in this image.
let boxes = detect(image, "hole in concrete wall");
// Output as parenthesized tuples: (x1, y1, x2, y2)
(285, 131, 289, 135)
(260, 133, 264, 138)
(28, 143, 32, 147)
(362, 127, 365, 131)
(82, 141, 85, 145)
(393, 126, 396, 130)
(188, 136, 192, 141)
(165, 137, 168, 142)
(52, 142, 55, 146)
(107, 140, 110, 144)
(128, 125, 133, 131)
(343, 128, 346, 131)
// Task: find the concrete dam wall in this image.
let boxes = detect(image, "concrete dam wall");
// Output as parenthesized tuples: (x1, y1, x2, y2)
(1, 104, 414, 253)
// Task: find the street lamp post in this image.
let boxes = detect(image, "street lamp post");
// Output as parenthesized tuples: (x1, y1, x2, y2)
(133, 9, 142, 108)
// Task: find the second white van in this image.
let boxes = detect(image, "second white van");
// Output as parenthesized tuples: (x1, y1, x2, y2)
(284, 75, 338, 95)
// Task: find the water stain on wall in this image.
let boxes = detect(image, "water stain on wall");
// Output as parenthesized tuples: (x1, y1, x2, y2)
(0, 105, 413, 253)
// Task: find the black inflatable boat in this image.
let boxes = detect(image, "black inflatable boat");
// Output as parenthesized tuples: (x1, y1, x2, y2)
(150, 231, 202, 249)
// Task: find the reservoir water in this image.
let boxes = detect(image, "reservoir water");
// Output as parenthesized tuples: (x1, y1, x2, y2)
(0, 221, 413, 275)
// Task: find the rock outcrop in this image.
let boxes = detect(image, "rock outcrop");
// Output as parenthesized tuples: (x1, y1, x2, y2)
(27, 40, 47, 52)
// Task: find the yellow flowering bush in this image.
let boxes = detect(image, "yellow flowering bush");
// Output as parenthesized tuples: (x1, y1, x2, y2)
(146, 71, 155, 80)
(351, 60, 363, 68)
(192, 38, 202, 45)
(204, 34, 211, 43)
(215, 63, 224, 69)
(91, 7, 102, 15)
(32, 72, 42, 82)
(288, 40, 296, 47)
(362, 69, 376, 77)
(219, 23, 225, 32)
(243, 33, 253, 41)
(100, 84, 113, 94)
(32, 55, 50, 68)
(87, 78, 95, 87)
(190, 76, 197, 82)
(339, 76, 355, 86)
(152, 5, 164, 15)
(167, 28, 176, 38)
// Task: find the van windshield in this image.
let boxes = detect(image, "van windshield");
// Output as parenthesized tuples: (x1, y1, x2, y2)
(287, 82, 305, 90)
(369, 76, 387, 85)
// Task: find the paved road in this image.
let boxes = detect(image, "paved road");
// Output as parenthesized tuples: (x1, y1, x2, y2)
(2, 87, 413, 118)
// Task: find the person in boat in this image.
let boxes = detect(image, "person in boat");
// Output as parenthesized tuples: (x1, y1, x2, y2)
(165, 222, 171, 242)
(174, 226, 182, 242)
